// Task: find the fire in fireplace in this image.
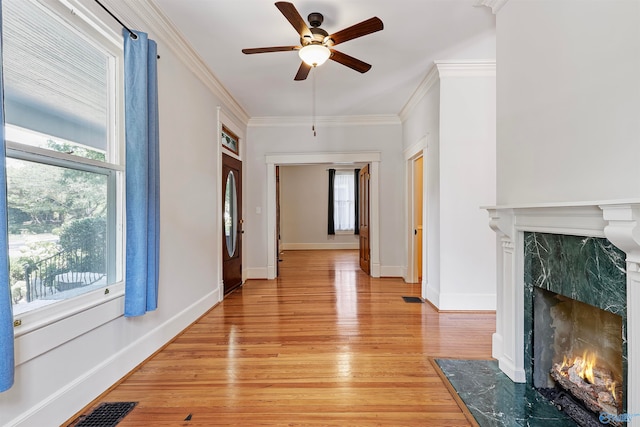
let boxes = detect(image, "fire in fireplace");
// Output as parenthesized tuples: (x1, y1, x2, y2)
(533, 287, 624, 425)
(550, 350, 622, 416)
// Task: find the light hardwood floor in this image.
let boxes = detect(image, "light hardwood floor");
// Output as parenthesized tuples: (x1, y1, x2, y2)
(68, 250, 495, 426)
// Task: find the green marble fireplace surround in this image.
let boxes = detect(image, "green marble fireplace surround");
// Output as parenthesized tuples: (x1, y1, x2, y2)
(524, 232, 627, 411)
(485, 202, 640, 427)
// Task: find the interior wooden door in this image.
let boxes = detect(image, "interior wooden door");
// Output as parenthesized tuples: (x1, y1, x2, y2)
(414, 156, 423, 282)
(276, 165, 281, 276)
(359, 165, 370, 275)
(222, 153, 242, 294)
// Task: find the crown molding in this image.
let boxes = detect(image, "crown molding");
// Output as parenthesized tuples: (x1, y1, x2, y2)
(248, 114, 401, 127)
(474, 0, 510, 14)
(398, 65, 439, 123)
(103, 0, 250, 125)
(435, 60, 496, 77)
(399, 60, 496, 123)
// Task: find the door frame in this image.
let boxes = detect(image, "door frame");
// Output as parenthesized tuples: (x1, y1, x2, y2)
(405, 137, 427, 289)
(217, 107, 245, 301)
(265, 152, 381, 279)
(222, 153, 243, 294)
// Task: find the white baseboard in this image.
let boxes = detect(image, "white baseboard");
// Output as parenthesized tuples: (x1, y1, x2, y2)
(425, 283, 440, 308)
(438, 292, 496, 311)
(498, 356, 526, 383)
(9, 290, 220, 427)
(379, 265, 404, 278)
(246, 267, 269, 279)
(281, 243, 359, 250)
(492, 332, 504, 361)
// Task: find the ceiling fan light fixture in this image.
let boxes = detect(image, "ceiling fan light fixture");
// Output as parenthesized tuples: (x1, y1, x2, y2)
(298, 44, 330, 67)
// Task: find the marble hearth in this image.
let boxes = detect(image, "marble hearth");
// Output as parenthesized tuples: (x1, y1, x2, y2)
(486, 201, 640, 426)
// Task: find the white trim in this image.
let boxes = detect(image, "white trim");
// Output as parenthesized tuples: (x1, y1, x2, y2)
(266, 152, 381, 165)
(218, 107, 246, 296)
(399, 65, 439, 123)
(438, 292, 497, 311)
(473, 0, 510, 14)
(109, 0, 249, 125)
(245, 268, 269, 280)
(216, 107, 225, 299)
(435, 60, 496, 77)
(14, 288, 124, 365)
(369, 161, 380, 278)
(405, 137, 426, 284)
(425, 282, 440, 308)
(7, 290, 219, 427)
(483, 198, 640, 211)
(403, 135, 427, 160)
(266, 152, 381, 279)
(399, 61, 496, 123)
(281, 243, 359, 251)
(486, 200, 640, 405)
(248, 115, 401, 127)
(499, 357, 526, 384)
(7, 0, 126, 363)
(379, 266, 405, 278)
(12, 282, 124, 338)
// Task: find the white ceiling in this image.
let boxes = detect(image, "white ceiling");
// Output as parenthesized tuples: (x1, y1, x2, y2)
(151, 0, 496, 118)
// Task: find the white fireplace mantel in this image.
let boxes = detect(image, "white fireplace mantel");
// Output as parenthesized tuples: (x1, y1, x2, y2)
(485, 200, 640, 424)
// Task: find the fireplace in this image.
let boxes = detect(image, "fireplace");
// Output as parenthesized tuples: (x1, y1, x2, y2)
(534, 288, 624, 423)
(485, 202, 640, 427)
(524, 232, 627, 425)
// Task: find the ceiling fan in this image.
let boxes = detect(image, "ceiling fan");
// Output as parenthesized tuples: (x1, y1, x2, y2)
(242, 2, 383, 81)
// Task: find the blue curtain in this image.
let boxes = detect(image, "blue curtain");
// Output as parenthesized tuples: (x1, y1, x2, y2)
(0, 0, 14, 393)
(123, 30, 160, 317)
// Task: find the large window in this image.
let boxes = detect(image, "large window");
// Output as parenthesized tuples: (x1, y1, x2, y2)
(4, 0, 123, 316)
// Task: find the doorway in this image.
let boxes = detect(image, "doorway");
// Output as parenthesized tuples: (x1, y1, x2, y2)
(413, 156, 423, 282)
(222, 153, 243, 294)
(265, 152, 381, 279)
(405, 139, 426, 286)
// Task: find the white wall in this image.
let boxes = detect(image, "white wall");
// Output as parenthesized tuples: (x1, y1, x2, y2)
(402, 72, 442, 303)
(401, 62, 496, 311)
(245, 120, 404, 278)
(497, 0, 640, 205)
(0, 1, 247, 425)
(438, 64, 496, 310)
(280, 165, 359, 250)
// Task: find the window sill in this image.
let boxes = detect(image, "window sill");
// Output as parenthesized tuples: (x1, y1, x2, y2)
(13, 282, 124, 365)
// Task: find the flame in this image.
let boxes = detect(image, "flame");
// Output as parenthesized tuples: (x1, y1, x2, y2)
(556, 350, 620, 406)
(560, 350, 597, 383)
(575, 350, 597, 384)
(608, 381, 618, 402)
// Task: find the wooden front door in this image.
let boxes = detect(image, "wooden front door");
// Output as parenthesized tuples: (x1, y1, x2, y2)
(359, 165, 370, 274)
(222, 153, 242, 294)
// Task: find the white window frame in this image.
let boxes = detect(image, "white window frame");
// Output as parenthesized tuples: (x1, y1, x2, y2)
(7, 0, 126, 363)
(333, 170, 356, 234)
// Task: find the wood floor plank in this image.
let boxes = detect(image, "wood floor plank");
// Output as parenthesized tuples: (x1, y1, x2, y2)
(67, 250, 495, 426)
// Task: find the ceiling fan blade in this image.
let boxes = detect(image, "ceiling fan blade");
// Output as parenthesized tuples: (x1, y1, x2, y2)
(242, 46, 301, 54)
(329, 49, 372, 73)
(326, 17, 383, 46)
(294, 62, 312, 81)
(275, 2, 311, 38)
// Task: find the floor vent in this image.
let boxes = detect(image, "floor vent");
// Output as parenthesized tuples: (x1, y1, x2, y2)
(402, 296, 424, 303)
(75, 402, 137, 427)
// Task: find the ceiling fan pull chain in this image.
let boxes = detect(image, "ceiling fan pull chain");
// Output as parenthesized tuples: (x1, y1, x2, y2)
(312, 66, 317, 137)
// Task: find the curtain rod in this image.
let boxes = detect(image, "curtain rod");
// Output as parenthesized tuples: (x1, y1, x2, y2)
(94, 0, 138, 40)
